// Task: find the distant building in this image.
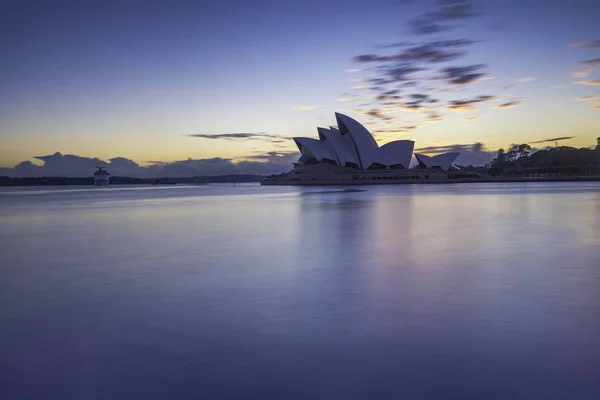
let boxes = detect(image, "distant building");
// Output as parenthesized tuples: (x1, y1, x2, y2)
(263, 112, 460, 185)
(94, 167, 110, 186)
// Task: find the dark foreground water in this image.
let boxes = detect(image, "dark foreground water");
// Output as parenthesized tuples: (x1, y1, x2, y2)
(1, 182, 599, 399)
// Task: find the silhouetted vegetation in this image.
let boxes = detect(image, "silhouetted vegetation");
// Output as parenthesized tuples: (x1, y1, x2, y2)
(489, 143, 600, 176)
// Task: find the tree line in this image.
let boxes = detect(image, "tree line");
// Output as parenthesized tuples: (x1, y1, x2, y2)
(489, 137, 600, 176)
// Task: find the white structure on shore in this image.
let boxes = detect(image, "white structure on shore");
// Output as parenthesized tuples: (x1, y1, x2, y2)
(415, 152, 460, 171)
(94, 167, 110, 186)
(293, 113, 419, 170)
(264, 112, 461, 185)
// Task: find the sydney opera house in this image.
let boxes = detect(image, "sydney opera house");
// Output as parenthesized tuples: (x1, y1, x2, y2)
(263, 112, 460, 185)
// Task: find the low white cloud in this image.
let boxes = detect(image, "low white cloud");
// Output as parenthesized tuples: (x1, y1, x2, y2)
(518, 77, 537, 83)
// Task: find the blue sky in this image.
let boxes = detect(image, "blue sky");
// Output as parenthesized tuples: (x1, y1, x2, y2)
(1, 0, 599, 175)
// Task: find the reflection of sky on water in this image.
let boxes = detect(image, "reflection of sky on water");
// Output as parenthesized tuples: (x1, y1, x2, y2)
(0, 183, 599, 399)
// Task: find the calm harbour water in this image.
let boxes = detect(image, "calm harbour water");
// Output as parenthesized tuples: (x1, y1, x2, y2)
(1, 182, 599, 399)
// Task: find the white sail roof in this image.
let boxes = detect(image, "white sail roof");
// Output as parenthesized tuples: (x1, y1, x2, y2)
(293, 137, 336, 162)
(335, 113, 380, 169)
(414, 152, 460, 171)
(377, 140, 415, 168)
(290, 112, 460, 171)
(317, 127, 359, 167)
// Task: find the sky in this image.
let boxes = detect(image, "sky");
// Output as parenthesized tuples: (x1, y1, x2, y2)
(1, 0, 599, 176)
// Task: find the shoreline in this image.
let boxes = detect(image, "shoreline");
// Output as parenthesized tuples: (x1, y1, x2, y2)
(261, 175, 600, 186)
(1, 175, 599, 187)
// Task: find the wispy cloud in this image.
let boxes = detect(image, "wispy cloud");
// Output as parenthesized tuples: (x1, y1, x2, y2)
(465, 116, 478, 121)
(425, 113, 443, 123)
(447, 95, 496, 112)
(569, 39, 600, 50)
(574, 80, 600, 86)
(346, 68, 363, 73)
(241, 151, 298, 161)
(363, 108, 394, 120)
(494, 100, 521, 109)
(397, 104, 425, 112)
(374, 125, 418, 134)
(353, 40, 474, 65)
(583, 58, 600, 68)
(530, 136, 575, 144)
(294, 105, 318, 111)
(572, 58, 600, 78)
(416, 142, 486, 154)
(440, 64, 487, 85)
(337, 97, 357, 102)
(188, 132, 286, 143)
(410, 0, 479, 35)
(342, 0, 509, 132)
(382, 65, 426, 83)
(575, 95, 600, 110)
(570, 42, 600, 102)
(519, 77, 538, 83)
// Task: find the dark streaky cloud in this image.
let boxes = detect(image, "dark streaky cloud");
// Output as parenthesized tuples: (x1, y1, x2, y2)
(354, 39, 474, 65)
(410, 0, 479, 35)
(494, 100, 521, 109)
(440, 64, 486, 85)
(447, 94, 495, 111)
(344, 0, 506, 133)
(188, 132, 286, 142)
(530, 136, 576, 144)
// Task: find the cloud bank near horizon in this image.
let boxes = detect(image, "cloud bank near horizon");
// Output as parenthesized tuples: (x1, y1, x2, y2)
(0, 151, 299, 178)
(0, 141, 500, 177)
(3, 132, 592, 178)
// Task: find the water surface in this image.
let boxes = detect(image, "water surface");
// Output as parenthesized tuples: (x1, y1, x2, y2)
(1, 183, 599, 399)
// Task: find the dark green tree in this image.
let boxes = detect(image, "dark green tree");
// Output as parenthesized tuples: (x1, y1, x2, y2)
(518, 144, 531, 158)
(491, 142, 600, 175)
(505, 144, 518, 163)
(489, 148, 506, 174)
(505, 144, 531, 166)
